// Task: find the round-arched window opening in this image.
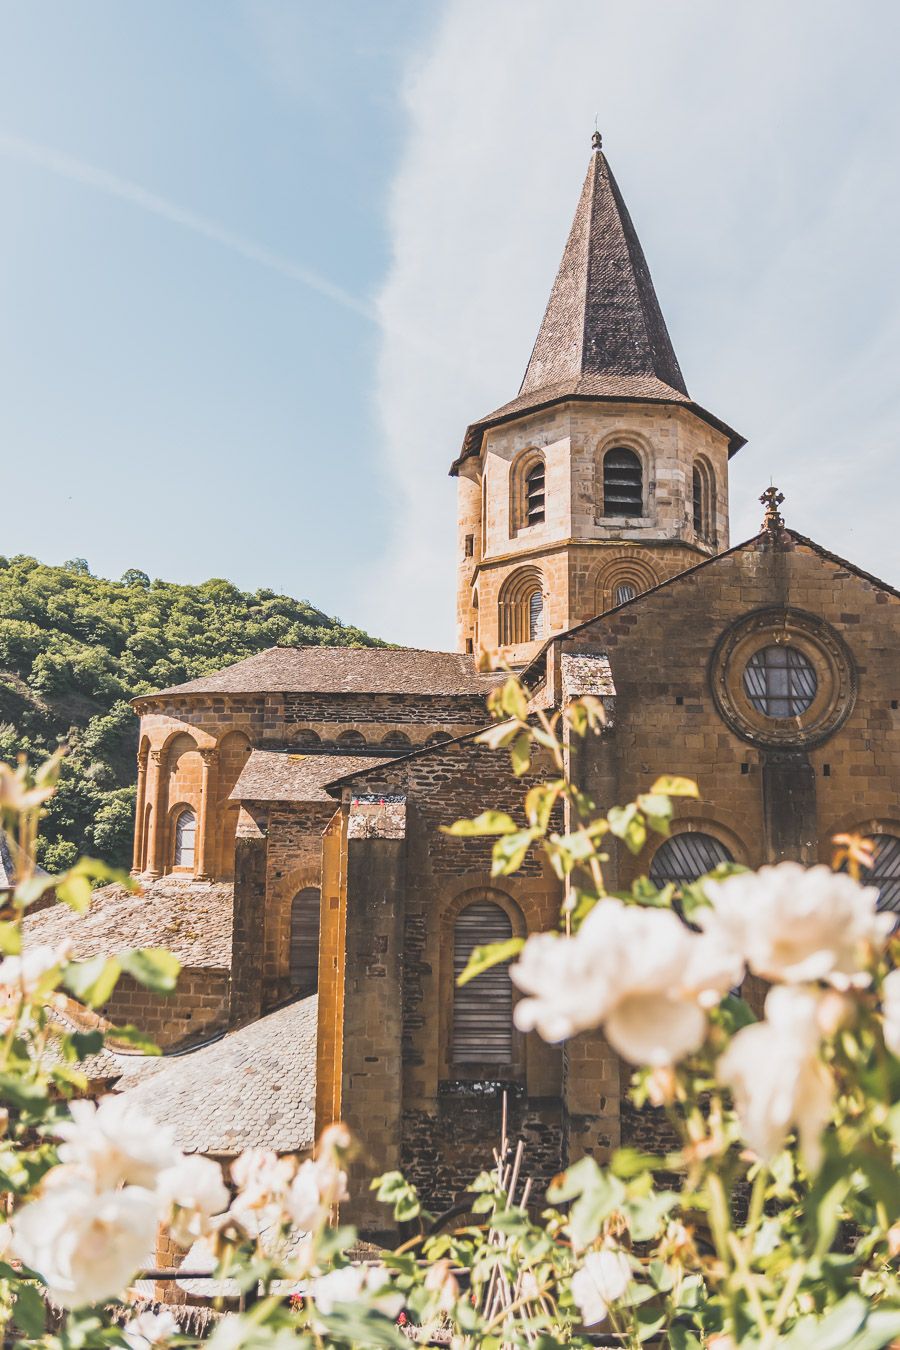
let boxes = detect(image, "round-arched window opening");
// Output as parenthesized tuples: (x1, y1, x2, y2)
(528, 590, 544, 641)
(614, 582, 637, 606)
(649, 832, 733, 887)
(173, 808, 196, 869)
(743, 645, 818, 718)
(525, 462, 545, 526)
(849, 834, 900, 916)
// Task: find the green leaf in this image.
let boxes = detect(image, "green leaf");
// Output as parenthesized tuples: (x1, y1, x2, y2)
(55, 872, 93, 914)
(70, 1029, 104, 1059)
(457, 937, 524, 986)
(843, 1307, 900, 1350)
(13, 874, 57, 909)
(649, 775, 699, 798)
(525, 781, 563, 831)
(476, 720, 522, 751)
(51, 1064, 89, 1093)
(12, 1281, 46, 1337)
(491, 829, 537, 876)
(106, 1023, 161, 1054)
(443, 811, 518, 837)
(0, 1073, 48, 1112)
(371, 1170, 422, 1221)
(120, 947, 180, 992)
(780, 1294, 867, 1350)
(0, 922, 21, 955)
(63, 954, 121, 1007)
(607, 803, 647, 855)
(498, 676, 529, 720)
(509, 731, 532, 778)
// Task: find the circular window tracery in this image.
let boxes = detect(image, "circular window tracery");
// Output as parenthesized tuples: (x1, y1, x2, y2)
(743, 645, 817, 718)
(711, 608, 856, 749)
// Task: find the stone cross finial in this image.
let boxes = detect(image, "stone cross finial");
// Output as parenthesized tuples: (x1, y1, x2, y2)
(760, 484, 785, 532)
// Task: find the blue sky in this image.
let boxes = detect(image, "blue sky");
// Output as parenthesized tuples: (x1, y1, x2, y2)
(2, 2, 900, 648)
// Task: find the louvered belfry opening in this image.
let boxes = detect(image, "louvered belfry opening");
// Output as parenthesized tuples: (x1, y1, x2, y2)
(525, 462, 546, 525)
(528, 590, 544, 641)
(603, 447, 643, 516)
(649, 833, 733, 887)
(290, 888, 321, 996)
(452, 901, 514, 1065)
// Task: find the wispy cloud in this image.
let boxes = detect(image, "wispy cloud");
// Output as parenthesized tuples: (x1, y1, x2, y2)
(367, 0, 900, 648)
(0, 131, 377, 322)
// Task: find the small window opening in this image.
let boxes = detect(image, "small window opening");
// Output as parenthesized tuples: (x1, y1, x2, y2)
(465, 638, 473, 655)
(452, 902, 514, 1064)
(693, 466, 704, 535)
(528, 589, 544, 641)
(603, 447, 643, 517)
(464, 534, 474, 557)
(823, 764, 831, 777)
(675, 695, 684, 706)
(614, 582, 637, 606)
(525, 463, 545, 526)
(290, 888, 321, 995)
(741, 762, 750, 775)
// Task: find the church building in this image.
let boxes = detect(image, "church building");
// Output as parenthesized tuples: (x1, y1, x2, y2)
(28, 134, 900, 1237)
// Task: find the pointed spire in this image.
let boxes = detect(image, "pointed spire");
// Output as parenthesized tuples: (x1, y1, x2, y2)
(519, 137, 688, 399)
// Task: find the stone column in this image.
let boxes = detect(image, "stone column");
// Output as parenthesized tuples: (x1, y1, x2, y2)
(131, 748, 149, 875)
(195, 747, 219, 881)
(143, 749, 166, 879)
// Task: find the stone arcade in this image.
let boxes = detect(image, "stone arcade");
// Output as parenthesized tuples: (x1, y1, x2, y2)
(27, 135, 900, 1237)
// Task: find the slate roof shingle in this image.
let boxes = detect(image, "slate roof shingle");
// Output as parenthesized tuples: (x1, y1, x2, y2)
(230, 750, 391, 804)
(117, 995, 318, 1155)
(143, 647, 501, 700)
(23, 880, 233, 970)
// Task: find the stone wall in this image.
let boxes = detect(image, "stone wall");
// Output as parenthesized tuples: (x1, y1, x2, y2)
(99, 969, 230, 1051)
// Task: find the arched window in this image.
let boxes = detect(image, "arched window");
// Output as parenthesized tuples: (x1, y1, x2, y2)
(425, 731, 453, 746)
(173, 808, 196, 869)
(290, 888, 321, 995)
(649, 832, 733, 887)
(852, 835, 900, 914)
(452, 902, 514, 1064)
(382, 730, 412, 750)
(525, 462, 545, 526)
(693, 466, 704, 535)
(743, 646, 817, 718)
(336, 729, 366, 747)
(528, 589, 544, 640)
(293, 728, 322, 748)
(603, 448, 643, 517)
(498, 567, 544, 645)
(614, 582, 637, 606)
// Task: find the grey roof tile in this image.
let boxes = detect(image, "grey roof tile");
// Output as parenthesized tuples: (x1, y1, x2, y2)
(230, 751, 391, 803)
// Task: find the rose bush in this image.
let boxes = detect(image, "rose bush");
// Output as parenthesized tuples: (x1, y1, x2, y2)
(0, 685, 899, 1348)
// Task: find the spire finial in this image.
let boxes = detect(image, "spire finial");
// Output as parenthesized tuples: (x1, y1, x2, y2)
(591, 119, 602, 152)
(760, 483, 785, 532)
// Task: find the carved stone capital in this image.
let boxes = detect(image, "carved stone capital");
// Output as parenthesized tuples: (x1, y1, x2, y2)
(149, 749, 164, 767)
(199, 748, 219, 768)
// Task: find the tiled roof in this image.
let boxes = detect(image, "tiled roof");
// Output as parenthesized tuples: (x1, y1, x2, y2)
(23, 880, 233, 970)
(116, 995, 317, 1155)
(560, 650, 616, 700)
(144, 647, 501, 699)
(230, 750, 391, 803)
(453, 144, 744, 468)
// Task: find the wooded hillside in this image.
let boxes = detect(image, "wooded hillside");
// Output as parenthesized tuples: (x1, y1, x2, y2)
(0, 555, 381, 871)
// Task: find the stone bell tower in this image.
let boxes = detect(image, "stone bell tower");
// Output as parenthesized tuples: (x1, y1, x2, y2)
(452, 133, 746, 665)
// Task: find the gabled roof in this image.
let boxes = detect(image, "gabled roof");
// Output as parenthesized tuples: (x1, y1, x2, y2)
(230, 750, 391, 804)
(452, 139, 744, 470)
(140, 646, 501, 700)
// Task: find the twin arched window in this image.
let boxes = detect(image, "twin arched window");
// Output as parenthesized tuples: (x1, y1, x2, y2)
(173, 808, 196, 869)
(649, 832, 733, 887)
(603, 447, 643, 517)
(452, 901, 514, 1064)
(290, 888, 321, 996)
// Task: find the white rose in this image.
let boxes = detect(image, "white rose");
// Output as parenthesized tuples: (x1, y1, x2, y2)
(312, 1265, 402, 1320)
(716, 985, 835, 1170)
(11, 1175, 157, 1308)
(157, 1154, 229, 1247)
(513, 900, 731, 1065)
(229, 1148, 294, 1235)
(702, 863, 891, 989)
(571, 1248, 632, 1326)
(56, 1095, 178, 1191)
(286, 1155, 349, 1231)
(0, 944, 66, 995)
(123, 1309, 179, 1349)
(882, 969, 900, 1058)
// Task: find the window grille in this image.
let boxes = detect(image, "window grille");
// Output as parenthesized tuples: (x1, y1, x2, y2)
(649, 832, 733, 887)
(452, 902, 514, 1064)
(525, 463, 545, 526)
(173, 809, 196, 869)
(743, 646, 817, 718)
(603, 448, 643, 516)
(290, 888, 321, 995)
(855, 835, 900, 915)
(528, 590, 544, 641)
(614, 582, 637, 606)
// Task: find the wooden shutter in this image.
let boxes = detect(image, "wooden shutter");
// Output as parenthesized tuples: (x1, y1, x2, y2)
(290, 888, 321, 996)
(452, 902, 514, 1064)
(174, 809, 196, 868)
